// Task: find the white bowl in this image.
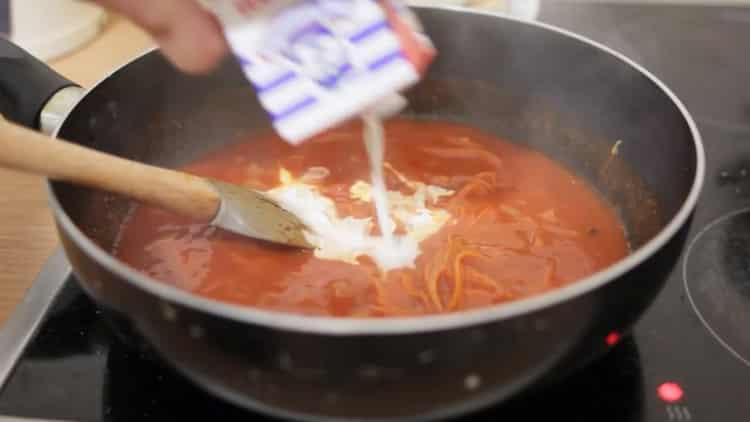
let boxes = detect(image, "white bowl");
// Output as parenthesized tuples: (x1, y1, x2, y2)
(10, 0, 108, 60)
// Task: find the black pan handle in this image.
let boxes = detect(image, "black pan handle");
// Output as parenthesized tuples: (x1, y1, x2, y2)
(0, 37, 78, 129)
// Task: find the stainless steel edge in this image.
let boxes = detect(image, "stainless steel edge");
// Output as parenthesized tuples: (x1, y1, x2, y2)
(0, 417, 74, 422)
(39, 86, 86, 136)
(0, 249, 71, 388)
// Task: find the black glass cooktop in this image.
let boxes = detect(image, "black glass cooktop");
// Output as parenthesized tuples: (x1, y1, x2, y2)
(1, 3, 750, 422)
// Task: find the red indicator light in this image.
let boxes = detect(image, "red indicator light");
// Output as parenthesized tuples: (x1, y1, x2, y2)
(605, 331, 620, 346)
(657, 382, 684, 403)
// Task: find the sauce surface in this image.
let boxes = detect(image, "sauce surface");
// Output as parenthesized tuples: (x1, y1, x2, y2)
(113, 118, 629, 317)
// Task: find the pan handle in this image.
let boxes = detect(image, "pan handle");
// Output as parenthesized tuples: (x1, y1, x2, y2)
(0, 38, 79, 130)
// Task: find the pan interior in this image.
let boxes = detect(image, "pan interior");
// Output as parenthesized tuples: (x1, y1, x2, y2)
(52, 9, 696, 294)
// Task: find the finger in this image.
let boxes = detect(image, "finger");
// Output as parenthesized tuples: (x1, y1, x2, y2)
(95, 0, 229, 74)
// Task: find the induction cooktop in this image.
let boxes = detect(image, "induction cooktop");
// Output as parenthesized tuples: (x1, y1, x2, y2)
(0, 3, 748, 421)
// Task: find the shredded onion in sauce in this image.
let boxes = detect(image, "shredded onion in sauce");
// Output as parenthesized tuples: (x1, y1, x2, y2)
(112, 118, 629, 318)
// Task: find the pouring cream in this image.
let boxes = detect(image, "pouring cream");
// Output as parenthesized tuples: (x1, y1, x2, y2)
(265, 115, 454, 272)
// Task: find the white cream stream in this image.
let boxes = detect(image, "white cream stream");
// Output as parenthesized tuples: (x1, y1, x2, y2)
(264, 116, 454, 272)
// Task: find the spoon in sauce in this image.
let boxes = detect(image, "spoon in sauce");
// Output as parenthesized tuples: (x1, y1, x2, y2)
(0, 119, 313, 249)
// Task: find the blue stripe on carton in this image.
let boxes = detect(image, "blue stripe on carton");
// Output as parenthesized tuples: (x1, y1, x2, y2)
(236, 54, 253, 67)
(368, 50, 405, 71)
(349, 20, 389, 43)
(272, 96, 318, 121)
(257, 71, 298, 93)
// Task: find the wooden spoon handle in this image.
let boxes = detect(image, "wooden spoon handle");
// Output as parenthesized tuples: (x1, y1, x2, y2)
(0, 119, 220, 221)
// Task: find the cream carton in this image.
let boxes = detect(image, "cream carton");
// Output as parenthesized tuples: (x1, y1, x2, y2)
(206, 0, 436, 144)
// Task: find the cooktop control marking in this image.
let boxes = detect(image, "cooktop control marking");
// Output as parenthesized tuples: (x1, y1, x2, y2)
(666, 404, 692, 421)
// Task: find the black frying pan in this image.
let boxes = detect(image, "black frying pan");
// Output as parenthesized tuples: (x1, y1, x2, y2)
(0, 7, 704, 421)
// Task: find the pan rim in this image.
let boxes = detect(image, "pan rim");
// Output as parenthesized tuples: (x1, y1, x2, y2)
(46, 5, 706, 335)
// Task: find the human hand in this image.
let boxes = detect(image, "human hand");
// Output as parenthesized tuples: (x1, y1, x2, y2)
(94, 0, 229, 74)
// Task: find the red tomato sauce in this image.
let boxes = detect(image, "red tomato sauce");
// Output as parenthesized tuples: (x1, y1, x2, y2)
(113, 118, 629, 317)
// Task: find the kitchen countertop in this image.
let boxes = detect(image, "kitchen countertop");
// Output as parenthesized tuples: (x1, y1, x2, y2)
(0, 16, 153, 327)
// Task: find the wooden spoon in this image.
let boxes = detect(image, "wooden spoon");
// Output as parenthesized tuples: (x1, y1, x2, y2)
(0, 119, 313, 249)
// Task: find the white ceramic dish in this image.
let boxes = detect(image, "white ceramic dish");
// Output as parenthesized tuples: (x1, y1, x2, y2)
(11, 0, 107, 60)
